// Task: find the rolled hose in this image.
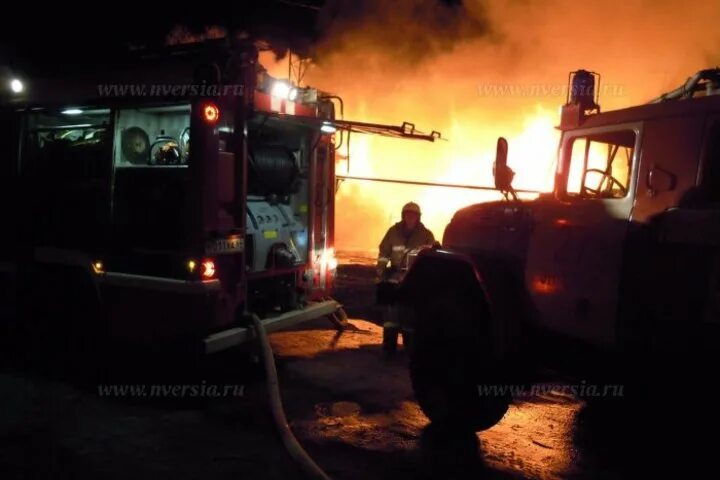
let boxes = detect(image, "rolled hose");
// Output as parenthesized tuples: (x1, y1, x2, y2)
(251, 314, 332, 480)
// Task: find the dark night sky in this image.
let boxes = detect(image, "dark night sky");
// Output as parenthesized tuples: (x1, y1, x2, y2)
(0, 1, 323, 72)
(0, 0, 467, 74)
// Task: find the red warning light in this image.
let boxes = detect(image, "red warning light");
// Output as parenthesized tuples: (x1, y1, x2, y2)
(202, 103, 220, 124)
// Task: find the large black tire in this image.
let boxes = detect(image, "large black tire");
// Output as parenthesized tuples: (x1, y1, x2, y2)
(410, 291, 510, 432)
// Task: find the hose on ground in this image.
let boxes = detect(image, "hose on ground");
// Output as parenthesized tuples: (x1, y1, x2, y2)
(251, 314, 332, 480)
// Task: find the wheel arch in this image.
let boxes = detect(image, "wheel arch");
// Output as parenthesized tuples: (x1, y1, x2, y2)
(400, 249, 487, 303)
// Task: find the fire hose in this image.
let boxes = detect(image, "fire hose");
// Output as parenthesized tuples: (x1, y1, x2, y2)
(251, 314, 332, 480)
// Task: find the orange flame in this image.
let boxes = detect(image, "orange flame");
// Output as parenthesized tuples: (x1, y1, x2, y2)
(258, 0, 720, 253)
(331, 108, 558, 251)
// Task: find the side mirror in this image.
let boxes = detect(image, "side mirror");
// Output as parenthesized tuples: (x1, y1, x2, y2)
(647, 166, 676, 196)
(494, 137, 515, 191)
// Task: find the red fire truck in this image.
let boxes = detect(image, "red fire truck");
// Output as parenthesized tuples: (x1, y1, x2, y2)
(401, 69, 720, 432)
(0, 39, 438, 355)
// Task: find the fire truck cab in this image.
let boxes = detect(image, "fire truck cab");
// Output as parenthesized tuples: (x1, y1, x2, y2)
(402, 69, 720, 432)
(0, 40, 368, 356)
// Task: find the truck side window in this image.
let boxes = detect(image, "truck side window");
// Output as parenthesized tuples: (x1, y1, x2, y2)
(565, 130, 636, 199)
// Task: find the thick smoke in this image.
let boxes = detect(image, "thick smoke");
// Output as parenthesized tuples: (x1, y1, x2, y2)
(315, 0, 493, 65)
(302, 0, 720, 253)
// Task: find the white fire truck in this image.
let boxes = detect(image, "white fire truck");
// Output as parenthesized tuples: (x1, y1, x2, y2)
(0, 39, 438, 356)
(401, 69, 720, 431)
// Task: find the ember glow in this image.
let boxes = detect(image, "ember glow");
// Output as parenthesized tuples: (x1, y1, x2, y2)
(263, 0, 720, 252)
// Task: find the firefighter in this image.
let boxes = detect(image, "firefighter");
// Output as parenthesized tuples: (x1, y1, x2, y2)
(376, 202, 435, 354)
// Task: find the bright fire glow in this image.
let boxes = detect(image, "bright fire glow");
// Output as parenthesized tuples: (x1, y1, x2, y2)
(256, 0, 720, 253)
(331, 108, 559, 252)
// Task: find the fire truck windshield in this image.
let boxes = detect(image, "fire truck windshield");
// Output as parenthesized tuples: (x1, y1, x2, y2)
(565, 130, 636, 199)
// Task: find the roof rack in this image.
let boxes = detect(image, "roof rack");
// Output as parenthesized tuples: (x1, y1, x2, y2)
(651, 68, 720, 103)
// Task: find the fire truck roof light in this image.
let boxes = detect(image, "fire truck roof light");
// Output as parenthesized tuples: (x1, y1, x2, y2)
(271, 80, 293, 100)
(62, 108, 83, 115)
(320, 122, 337, 134)
(10, 79, 23, 94)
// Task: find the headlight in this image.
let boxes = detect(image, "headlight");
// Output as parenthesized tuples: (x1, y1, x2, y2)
(10, 78, 23, 94)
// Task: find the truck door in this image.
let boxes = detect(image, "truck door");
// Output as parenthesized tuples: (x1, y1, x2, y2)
(526, 124, 641, 347)
(630, 115, 716, 342)
(632, 115, 705, 222)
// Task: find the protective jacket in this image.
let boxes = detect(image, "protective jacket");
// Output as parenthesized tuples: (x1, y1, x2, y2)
(377, 222, 435, 277)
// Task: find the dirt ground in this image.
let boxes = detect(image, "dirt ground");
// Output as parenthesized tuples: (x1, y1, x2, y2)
(0, 254, 714, 479)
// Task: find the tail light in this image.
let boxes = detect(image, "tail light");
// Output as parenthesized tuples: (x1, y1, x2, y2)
(201, 259, 217, 279)
(187, 258, 217, 280)
(202, 102, 220, 125)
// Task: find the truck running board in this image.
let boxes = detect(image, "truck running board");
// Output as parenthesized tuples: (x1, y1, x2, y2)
(203, 300, 341, 354)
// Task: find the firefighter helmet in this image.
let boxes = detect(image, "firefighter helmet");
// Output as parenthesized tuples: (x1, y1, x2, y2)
(151, 135, 182, 165)
(402, 202, 421, 215)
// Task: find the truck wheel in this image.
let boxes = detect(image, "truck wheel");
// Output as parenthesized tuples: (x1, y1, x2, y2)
(410, 292, 510, 432)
